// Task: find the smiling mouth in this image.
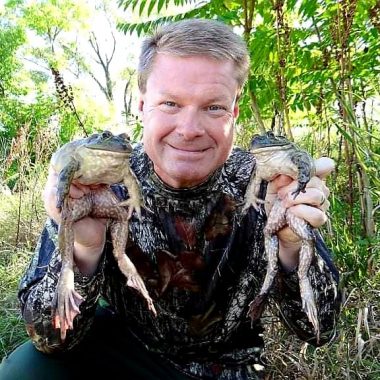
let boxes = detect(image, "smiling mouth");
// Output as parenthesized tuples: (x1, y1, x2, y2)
(169, 144, 209, 153)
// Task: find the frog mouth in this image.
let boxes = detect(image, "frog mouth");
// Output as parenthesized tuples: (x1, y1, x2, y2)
(250, 144, 292, 153)
(85, 145, 131, 153)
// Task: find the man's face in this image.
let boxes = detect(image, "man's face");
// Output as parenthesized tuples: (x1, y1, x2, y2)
(139, 54, 239, 189)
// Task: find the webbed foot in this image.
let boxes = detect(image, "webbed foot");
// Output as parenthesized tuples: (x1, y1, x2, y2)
(242, 195, 267, 212)
(247, 294, 267, 322)
(299, 277, 320, 344)
(52, 266, 84, 341)
(127, 275, 157, 316)
(116, 253, 156, 316)
(118, 197, 142, 220)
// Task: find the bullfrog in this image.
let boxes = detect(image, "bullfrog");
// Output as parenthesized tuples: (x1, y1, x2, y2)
(50, 130, 156, 340)
(243, 131, 321, 343)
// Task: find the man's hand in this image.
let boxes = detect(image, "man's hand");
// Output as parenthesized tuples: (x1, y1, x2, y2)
(265, 157, 335, 270)
(43, 167, 107, 276)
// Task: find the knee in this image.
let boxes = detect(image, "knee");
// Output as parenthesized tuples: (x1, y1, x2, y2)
(0, 340, 66, 380)
(0, 341, 32, 380)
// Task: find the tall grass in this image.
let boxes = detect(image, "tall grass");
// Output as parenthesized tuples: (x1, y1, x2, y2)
(262, 274, 380, 379)
(0, 188, 46, 359)
(0, 242, 30, 359)
(0, 123, 52, 360)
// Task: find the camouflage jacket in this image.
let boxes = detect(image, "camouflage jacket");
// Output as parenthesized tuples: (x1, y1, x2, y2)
(19, 145, 340, 380)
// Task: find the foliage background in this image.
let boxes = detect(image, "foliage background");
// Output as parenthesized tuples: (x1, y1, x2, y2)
(0, 0, 379, 378)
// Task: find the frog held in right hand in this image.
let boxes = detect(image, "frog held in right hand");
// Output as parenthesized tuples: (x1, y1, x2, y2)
(243, 131, 323, 344)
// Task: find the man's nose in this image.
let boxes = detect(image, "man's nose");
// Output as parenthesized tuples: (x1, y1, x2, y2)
(175, 108, 205, 140)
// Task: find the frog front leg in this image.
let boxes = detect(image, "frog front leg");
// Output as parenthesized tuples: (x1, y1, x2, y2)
(119, 167, 143, 219)
(243, 174, 266, 212)
(56, 160, 79, 210)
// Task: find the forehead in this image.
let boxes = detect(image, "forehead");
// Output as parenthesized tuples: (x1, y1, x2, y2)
(145, 54, 239, 97)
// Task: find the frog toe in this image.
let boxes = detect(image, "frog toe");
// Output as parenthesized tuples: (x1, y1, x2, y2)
(119, 199, 142, 220)
(126, 275, 156, 316)
(53, 286, 83, 341)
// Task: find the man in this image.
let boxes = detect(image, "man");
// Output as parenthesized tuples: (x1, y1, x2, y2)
(0, 18, 340, 379)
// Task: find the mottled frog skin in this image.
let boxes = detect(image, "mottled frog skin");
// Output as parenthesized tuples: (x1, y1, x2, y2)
(244, 131, 321, 342)
(51, 131, 156, 340)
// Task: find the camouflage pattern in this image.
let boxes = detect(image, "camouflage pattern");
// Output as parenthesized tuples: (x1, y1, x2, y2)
(19, 145, 340, 379)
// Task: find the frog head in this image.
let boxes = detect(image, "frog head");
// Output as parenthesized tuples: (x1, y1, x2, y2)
(84, 130, 132, 154)
(250, 131, 291, 152)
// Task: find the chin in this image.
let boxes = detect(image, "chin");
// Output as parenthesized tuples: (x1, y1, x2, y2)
(172, 171, 212, 188)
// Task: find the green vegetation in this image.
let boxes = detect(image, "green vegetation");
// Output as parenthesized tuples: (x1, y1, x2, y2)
(0, 196, 43, 358)
(0, 0, 379, 378)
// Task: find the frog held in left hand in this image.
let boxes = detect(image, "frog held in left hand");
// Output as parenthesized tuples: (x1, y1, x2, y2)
(50, 130, 156, 340)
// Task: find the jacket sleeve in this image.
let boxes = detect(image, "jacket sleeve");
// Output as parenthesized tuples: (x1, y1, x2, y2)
(274, 231, 341, 346)
(18, 218, 105, 353)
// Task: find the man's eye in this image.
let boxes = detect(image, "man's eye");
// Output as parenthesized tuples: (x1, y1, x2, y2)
(164, 101, 176, 107)
(208, 105, 225, 111)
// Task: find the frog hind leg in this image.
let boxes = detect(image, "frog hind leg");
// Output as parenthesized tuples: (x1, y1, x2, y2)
(53, 197, 90, 341)
(248, 199, 287, 321)
(109, 219, 157, 316)
(286, 212, 320, 343)
(298, 241, 320, 344)
(248, 233, 279, 321)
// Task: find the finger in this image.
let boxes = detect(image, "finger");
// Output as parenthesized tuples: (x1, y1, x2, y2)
(278, 177, 329, 200)
(282, 188, 330, 212)
(287, 205, 327, 228)
(69, 183, 89, 199)
(70, 183, 107, 197)
(267, 174, 294, 194)
(314, 157, 335, 179)
(277, 226, 302, 245)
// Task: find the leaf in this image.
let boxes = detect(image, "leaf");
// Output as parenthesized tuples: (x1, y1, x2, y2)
(157, 0, 166, 13)
(139, 0, 147, 16)
(299, 0, 318, 18)
(147, 0, 156, 16)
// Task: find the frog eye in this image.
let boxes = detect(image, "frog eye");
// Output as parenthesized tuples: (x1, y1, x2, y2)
(118, 133, 130, 141)
(251, 134, 261, 143)
(101, 130, 113, 138)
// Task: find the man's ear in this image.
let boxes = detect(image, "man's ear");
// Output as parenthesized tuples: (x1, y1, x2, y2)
(138, 98, 144, 112)
(233, 104, 240, 118)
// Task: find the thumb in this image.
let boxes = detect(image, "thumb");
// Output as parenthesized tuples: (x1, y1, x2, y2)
(315, 157, 335, 179)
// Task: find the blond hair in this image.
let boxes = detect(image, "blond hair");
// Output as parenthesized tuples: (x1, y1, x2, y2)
(138, 18, 250, 94)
